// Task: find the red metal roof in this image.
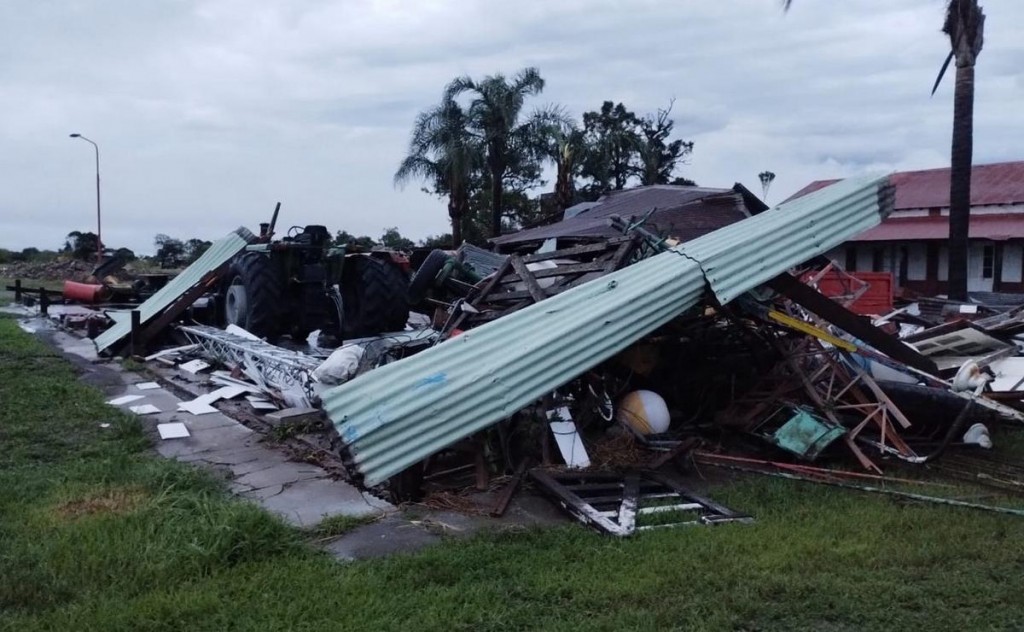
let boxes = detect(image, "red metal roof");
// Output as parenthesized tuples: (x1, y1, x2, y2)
(785, 161, 1024, 210)
(852, 214, 1024, 242)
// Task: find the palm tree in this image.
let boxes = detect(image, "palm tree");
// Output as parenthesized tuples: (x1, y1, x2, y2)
(445, 67, 546, 237)
(394, 97, 481, 246)
(528, 107, 583, 213)
(784, 0, 986, 300)
(937, 0, 985, 300)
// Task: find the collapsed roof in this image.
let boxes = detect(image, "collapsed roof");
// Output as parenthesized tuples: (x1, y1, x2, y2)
(491, 183, 768, 250)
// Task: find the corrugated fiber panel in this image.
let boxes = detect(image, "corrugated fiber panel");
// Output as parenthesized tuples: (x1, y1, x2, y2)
(323, 251, 707, 485)
(95, 227, 254, 353)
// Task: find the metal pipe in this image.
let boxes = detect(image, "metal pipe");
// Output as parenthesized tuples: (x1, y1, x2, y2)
(700, 460, 1024, 518)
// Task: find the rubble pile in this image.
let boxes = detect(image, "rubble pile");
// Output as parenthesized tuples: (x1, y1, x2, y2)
(13, 176, 1024, 535)
(0, 258, 94, 281)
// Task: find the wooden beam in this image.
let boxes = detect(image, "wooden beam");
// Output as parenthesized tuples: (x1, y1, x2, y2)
(767, 272, 940, 376)
(509, 256, 547, 304)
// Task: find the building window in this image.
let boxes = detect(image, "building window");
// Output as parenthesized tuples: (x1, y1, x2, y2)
(983, 244, 994, 279)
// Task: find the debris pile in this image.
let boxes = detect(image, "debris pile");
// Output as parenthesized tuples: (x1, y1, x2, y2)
(15, 175, 1024, 536)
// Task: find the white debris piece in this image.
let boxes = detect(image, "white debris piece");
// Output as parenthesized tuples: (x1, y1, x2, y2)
(225, 324, 261, 341)
(179, 359, 210, 374)
(144, 344, 199, 361)
(177, 400, 218, 415)
(107, 394, 145, 406)
(250, 400, 279, 411)
(548, 408, 590, 469)
(157, 422, 191, 439)
(312, 345, 364, 385)
(134, 381, 160, 390)
(129, 404, 161, 415)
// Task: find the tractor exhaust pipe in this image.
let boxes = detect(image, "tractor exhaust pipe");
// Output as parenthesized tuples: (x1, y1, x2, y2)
(260, 202, 282, 242)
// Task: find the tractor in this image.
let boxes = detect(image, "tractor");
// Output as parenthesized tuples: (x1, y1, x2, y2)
(220, 204, 410, 343)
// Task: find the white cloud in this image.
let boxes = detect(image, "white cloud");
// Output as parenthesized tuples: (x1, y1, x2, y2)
(1, 0, 1022, 252)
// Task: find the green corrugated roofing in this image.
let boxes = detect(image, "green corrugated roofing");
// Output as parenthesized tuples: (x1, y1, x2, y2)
(95, 228, 254, 354)
(323, 175, 893, 486)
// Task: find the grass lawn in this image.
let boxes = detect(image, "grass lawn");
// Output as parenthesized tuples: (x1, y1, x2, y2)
(3, 314, 1024, 631)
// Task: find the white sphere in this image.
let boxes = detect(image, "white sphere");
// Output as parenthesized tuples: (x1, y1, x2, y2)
(617, 390, 671, 435)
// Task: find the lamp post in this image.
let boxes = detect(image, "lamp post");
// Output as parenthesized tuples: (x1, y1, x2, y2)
(69, 133, 102, 264)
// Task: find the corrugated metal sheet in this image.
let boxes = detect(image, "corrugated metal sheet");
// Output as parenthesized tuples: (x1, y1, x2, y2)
(680, 175, 894, 303)
(95, 228, 255, 353)
(323, 175, 891, 486)
(785, 161, 1024, 209)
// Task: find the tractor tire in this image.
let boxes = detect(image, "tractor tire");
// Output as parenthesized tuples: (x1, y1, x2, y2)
(341, 256, 409, 339)
(408, 249, 450, 305)
(223, 252, 285, 339)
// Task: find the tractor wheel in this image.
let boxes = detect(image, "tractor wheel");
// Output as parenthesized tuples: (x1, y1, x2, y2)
(341, 256, 409, 339)
(408, 249, 450, 305)
(223, 252, 285, 339)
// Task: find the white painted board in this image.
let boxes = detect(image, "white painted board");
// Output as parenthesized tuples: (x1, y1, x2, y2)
(107, 394, 145, 406)
(157, 422, 191, 439)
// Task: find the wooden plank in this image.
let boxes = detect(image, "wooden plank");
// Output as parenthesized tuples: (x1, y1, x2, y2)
(521, 238, 629, 264)
(508, 256, 547, 304)
(499, 260, 609, 283)
(489, 461, 528, 517)
(605, 236, 639, 272)
(617, 474, 640, 535)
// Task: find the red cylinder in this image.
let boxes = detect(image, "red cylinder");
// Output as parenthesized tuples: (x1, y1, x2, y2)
(63, 281, 111, 303)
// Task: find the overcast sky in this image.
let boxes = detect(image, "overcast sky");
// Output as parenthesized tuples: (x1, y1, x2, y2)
(3, 0, 1022, 254)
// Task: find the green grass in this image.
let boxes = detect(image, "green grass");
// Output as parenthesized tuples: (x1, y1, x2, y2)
(3, 315, 1024, 631)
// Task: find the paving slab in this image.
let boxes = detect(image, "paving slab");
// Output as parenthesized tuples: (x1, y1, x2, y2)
(244, 477, 389, 526)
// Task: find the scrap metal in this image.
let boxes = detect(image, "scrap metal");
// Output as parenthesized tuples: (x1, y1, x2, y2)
(94, 227, 255, 354)
(178, 324, 321, 398)
(322, 174, 895, 486)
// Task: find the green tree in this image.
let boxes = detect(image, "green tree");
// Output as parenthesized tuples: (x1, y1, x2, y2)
(62, 231, 100, 260)
(333, 231, 377, 250)
(637, 100, 694, 186)
(379, 227, 415, 251)
(444, 67, 548, 237)
(533, 111, 585, 213)
(154, 234, 185, 268)
(395, 96, 481, 246)
(183, 238, 212, 263)
(579, 102, 642, 197)
(419, 234, 453, 249)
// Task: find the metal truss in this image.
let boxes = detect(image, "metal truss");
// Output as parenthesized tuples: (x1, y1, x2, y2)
(178, 325, 321, 397)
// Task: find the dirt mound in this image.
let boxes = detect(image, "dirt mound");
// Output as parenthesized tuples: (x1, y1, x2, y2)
(0, 258, 95, 282)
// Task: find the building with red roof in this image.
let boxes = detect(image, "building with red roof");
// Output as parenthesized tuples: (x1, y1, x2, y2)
(786, 161, 1024, 295)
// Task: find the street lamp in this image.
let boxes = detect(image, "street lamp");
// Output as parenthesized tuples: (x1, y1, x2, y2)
(69, 133, 102, 264)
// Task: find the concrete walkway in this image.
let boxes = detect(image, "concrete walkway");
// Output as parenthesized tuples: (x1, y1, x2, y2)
(27, 314, 393, 528)
(7, 305, 566, 560)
